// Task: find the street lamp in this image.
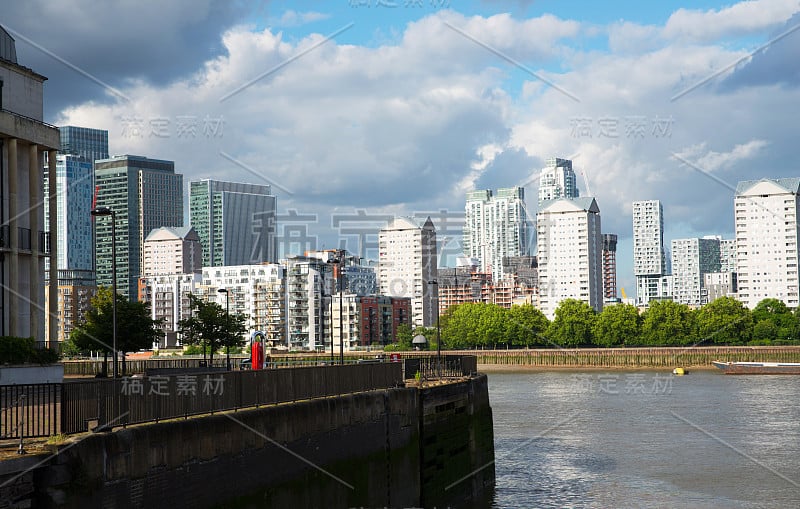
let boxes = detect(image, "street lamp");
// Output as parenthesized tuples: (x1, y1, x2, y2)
(326, 260, 335, 363)
(217, 288, 230, 371)
(91, 206, 117, 380)
(428, 279, 441, 377)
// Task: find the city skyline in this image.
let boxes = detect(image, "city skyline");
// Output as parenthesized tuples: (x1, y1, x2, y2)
(2, 0, 798, 301)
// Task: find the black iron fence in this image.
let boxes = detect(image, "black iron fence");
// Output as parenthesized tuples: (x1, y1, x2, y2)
(2, 356, 477, 440)
(403, 355, 478, 380)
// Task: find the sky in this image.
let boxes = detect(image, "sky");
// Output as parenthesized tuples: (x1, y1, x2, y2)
(3, 0, 800, 297)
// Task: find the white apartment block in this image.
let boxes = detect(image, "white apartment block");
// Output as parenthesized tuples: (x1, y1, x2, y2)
(537, 197, 603, 319)
(378, 217, 438, 327)
(140, 273, 202, 349)
(670, 237, 721, 306)
(286, 256, 328, 350)
(196, 264, 286, 346)
(704, 271, 738, 303)
(142, 226, 202, 277)
(330, 294, 360, 352)
(464, 187, 529, 280)
(538, 157, 580, 206)
(735, 178, 800, 308)
(633, 200, 668, 305)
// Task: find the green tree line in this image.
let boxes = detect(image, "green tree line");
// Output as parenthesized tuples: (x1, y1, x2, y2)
(430, 297, 800, 349)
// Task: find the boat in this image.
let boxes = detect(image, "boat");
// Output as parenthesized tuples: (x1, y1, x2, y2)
(711, 361, 800, 375)
(672, 367, 686, 375)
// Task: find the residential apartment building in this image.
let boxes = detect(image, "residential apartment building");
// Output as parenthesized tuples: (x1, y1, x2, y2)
(538, 157, 580, 206)
(94, 155, 183, 298)
(720, 238, 737, 273)
(633, 200, 670, 305)
(703, 271, 738, 303)
(286, 256, 329, 350)
(189, 179, 277, 267)
(378, 217, 438, 327)
(193, 264, 286, 347)
(142, 226, 202, 278)
(0, 26, 60, 342)
(360, 296, 411, 346)
(670, 237, 721, 306)
(735, 178, 800, 308)
(537, 197, 603, 319)
(463, 187, 529, 280)
(46, 270, 96, 344)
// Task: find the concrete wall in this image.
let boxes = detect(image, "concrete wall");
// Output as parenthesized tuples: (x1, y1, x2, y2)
(0, 375, 494, 509)
(0, 364, 63, 384)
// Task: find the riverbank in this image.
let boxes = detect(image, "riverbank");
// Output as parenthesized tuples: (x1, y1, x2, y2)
(463, 345, 800, 370)
(478, 364, 718, 373)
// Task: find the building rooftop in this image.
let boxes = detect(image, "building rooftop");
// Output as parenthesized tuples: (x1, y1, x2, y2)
(736, 178, 800, 195)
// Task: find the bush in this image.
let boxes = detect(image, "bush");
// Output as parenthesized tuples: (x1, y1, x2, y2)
(0, 336, 60, 365)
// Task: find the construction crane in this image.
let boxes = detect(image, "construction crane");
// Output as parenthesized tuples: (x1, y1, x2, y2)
(620, 288, 628, 300)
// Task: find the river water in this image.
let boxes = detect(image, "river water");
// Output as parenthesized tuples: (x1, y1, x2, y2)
(487, 370, 800, 508)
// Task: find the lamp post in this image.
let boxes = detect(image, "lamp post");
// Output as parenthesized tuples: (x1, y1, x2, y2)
(217, 288, 230, 371)
(428, 279, 441, 377)
(91, 206, 117, 380)
(327, 260, 335, 363)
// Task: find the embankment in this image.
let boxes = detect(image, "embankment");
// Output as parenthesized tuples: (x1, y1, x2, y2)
(0, 375, 494, 509)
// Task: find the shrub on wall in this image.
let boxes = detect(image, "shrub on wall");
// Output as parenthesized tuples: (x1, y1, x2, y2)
(0, 336, 60, 365)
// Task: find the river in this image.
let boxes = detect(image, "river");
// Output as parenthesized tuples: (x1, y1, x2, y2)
(487, 370, 800, 508)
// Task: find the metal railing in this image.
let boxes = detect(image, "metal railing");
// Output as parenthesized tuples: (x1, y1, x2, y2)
(403, 355, 477, 380)
(2, 356, 477, 439)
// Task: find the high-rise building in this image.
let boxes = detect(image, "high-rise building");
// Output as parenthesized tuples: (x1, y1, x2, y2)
(602, 234, 618, 301)
(58, 125, 108, 163)
(537, 197, 603, 319)
(538, 157, 579, 206)
(720, 238, 737, 274)
(360, 296, 411, 347)
(286, 256, 329, 350)
(94, 155, 183, 298)
(735, 178, 800, 308)
(142, 226, 202, 277)
(0, 26, 60, 343)
(633, 200, 669, 305)
(464, 187, 529, 280)
(671, 237, 721, 306)
(379, 217, 438, 327)
(189, 180, 277, 267)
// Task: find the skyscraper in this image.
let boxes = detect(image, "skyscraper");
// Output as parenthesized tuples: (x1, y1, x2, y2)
(537, 197, 603, 319)
(538, 157, 579, 206)
(602, 233, 618, 301)
(94, 155, 183, 298)
(378, 217, 438, 327)
(189, 179, 277, 267)
(670, 237, 721, 306)
(0, 25, 60, 342)
(463, 187, 529, 280)
(58, 126, 109, 163)
(735, 178, 800, 308)
(633, 200, 669, 305)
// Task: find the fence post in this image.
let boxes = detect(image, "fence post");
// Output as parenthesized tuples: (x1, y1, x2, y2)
(16, 394, 26, 454)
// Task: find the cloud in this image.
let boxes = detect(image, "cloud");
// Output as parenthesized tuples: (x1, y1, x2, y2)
(663, 0, 799, 42)
(276, 10, 330, 28)
(675, 140, 769, 173)
(1, 0, 248, 116)
(32, 1, 800, 274)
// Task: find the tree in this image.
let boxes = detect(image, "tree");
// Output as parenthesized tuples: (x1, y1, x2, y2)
(753, 298, 798, 341)
(695, 296, 752, 345)
(640, 300, 696, 346)
(593, 303, 640, 347)
(546, 299, 597, 347)
(68, 287, 163, 375)
(394, 323, 414, 350)
(507, 304, 550, 348)
(178, 294, 247, 367)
